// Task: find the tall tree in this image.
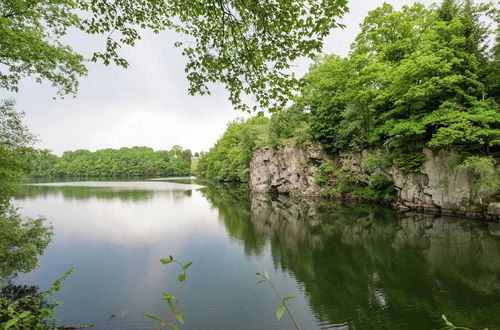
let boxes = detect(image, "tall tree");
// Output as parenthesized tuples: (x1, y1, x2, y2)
(299, 1, 499, 170)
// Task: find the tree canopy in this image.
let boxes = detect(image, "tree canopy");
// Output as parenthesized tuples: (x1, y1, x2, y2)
(303, 0, 499, 170)
(197, 114, 271, 181)
(197, 108, 312, 181)
(1, 0, 348, 111)
(199, 0, 500, 182)
(32, 146, 193, 178)
(32, 146, 191, 177)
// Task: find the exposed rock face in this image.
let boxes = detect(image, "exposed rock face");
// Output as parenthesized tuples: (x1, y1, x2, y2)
(250, 143, 328, 195)
(488, 203, 500, 216)
(391, 149, 478, 211)
(250, 143, 499, 219)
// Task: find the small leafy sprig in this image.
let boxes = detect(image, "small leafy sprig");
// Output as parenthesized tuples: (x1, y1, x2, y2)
(144, 256, 193, 330)
(256, 270, 300, 330)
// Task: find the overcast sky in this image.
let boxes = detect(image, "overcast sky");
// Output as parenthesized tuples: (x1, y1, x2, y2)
(0, 0, 435, 155)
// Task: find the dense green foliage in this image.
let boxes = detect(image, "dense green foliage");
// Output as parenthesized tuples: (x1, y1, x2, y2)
(1, 0, 347, 111)
(303, 1, 499, 166)
(197, 106, 313, 181)
(32, 146, 192, 178)
(268, 104, 312, 146)
(197, 115, 271, 181)
(200, 0, 499, 186)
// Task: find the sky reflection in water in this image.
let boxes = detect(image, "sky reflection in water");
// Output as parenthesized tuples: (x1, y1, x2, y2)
(12, 180, 500, 330)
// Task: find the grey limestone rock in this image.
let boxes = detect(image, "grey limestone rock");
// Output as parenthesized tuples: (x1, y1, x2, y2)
(249, 143, 499, 219)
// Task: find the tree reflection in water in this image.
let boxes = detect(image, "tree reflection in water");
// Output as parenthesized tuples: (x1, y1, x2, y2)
(201, 182, 500, 330)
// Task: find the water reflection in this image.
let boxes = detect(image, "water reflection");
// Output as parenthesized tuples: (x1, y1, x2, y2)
(200, 183, 267, 256)
(10, 180, 500, 330)
(20, 181, 200, 202)
(15, 181, 207, 246)
(202, 186, 500, 329)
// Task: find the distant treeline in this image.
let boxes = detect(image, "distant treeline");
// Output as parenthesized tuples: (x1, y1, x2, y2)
(32, 146, 194, 178)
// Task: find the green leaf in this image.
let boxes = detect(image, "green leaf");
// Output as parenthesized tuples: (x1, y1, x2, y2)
(160, 258, 173, 264)
(166, 324, 179, 330)
(442, 314, 453, 327)
(256, 271, 261, 275)
(144, 313, 163, 323)
(169, 255, 174, 261)
(283, 296, 295, 302)
(256, 280, 266, 284)
(173, 311, 184, 324)
(162, 292, 175, 300)
(18, 311, 31, 318)
(182, 261, 193, 271)
(4, 317, 19, 330)
(276, 305, 286, 320)
(264, 270, 269, 279)
(178, 274, 186, 282)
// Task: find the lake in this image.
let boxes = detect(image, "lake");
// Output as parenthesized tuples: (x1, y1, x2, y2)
(12, 180, 500, 329)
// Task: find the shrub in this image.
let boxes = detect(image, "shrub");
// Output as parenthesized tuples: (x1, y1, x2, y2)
(391, 151, 427, 173)
(459, 156, 500, 193)
(361, 151, 391, 173)
(370, 174, 393, 191)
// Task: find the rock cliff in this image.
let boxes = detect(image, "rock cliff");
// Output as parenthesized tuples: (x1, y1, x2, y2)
(250, 143, 499, 219)
(250, 143, 327, 195)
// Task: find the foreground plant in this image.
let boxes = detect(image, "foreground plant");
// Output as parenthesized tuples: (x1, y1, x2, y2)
(0, 268, 73, 330)
(144, 256, 193, 330)
(256, 270, 300, 330)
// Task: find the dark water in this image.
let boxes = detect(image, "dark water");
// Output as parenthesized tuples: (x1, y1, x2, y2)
(11, 180, 500, 329)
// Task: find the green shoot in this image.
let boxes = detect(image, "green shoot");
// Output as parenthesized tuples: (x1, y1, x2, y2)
(256, 270, 300, 330)
(144, 256, 193, 330)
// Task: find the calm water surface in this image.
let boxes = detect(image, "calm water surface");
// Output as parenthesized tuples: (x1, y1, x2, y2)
(12, 180, 500, 329)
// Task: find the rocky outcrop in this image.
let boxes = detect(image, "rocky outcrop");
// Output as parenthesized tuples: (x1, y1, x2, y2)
(391, 149, 480, 211)
(250, 143, 499, 220)
(250, 143, 328, 195)
(488, 203, 500, 217)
